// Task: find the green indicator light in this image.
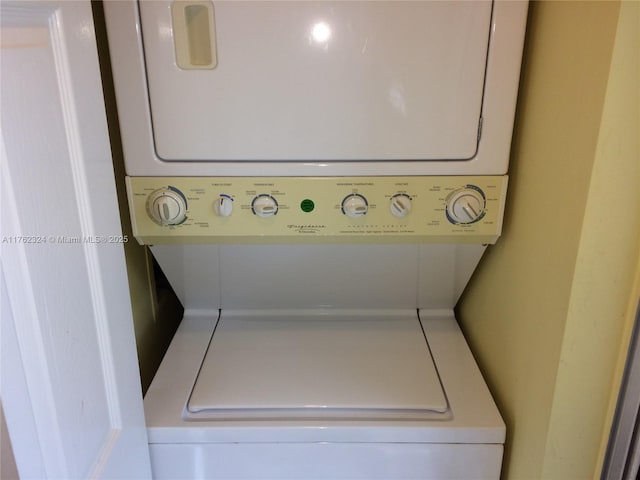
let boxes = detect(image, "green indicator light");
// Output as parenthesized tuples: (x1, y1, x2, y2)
(300, 199, 315, 213)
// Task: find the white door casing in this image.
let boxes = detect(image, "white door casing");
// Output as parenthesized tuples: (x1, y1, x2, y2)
(0, 1, 151, 478)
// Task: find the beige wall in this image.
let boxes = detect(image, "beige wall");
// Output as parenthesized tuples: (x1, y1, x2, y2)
(457, 1, 639, 479)
(545, 2, 640, 476)
(1, 404, 18, 480)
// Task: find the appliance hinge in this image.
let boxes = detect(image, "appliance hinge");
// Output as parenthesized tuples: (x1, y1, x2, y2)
(477, 116, 483, 142)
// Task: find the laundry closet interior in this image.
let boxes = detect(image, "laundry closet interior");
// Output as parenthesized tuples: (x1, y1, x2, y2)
(91, 1, 638, 478)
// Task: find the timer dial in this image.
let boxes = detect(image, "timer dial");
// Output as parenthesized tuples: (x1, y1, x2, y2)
(446, 186, 486, 224)
(341, 194, 368, 218)
(252, 194, 279, 217)
(147, 187, 187, 225)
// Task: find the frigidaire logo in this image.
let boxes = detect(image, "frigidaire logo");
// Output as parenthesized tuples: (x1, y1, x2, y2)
(287, 224, 327, 229)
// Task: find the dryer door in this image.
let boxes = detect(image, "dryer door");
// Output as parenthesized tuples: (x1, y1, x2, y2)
(139, 1, 491, 163)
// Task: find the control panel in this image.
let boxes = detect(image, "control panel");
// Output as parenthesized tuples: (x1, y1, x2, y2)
(126, 176, 508, 244)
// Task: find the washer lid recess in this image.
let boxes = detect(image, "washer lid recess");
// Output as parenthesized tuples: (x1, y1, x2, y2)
(186, 311, 448, 419)
(139, 1, 492, 162)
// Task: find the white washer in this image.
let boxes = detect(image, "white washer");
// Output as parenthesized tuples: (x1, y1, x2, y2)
(145, 310, 505, 479)
(143, 243, 505, 479)
(103, 1, 527, 478)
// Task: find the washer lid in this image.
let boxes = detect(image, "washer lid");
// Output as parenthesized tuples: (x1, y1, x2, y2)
(187, 311, 448, 419)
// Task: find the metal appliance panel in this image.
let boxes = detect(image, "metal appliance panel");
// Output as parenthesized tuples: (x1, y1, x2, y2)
(149, 243, 486, 311)
(149, 443, 503, 480)
(127, 175, 508, 244)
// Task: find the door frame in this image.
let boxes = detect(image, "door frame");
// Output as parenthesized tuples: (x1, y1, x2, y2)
(0, 1, 151, 477)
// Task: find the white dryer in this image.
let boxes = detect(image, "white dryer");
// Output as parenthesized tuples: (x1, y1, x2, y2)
(104, 1, 527, 478)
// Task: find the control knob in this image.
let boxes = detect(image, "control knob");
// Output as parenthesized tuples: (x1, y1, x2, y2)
(446, 186, 486, 224)
(252, 194, 279, 217)
(147, 187, 188, 226)
(341, 194, 368, 218)
(390, 194, 412, 218)
(214, 194, 234, 217)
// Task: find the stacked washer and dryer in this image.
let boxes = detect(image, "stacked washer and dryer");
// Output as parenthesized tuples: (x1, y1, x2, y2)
(104, 1, 527, 478)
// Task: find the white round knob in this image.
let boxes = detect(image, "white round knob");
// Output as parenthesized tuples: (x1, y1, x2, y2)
(147, 187, 187, 225)
(446, 187, 486, 224)
(214, 194, 234, 217)
(252, 194, 279, 217)
(341, 194, 368, 218)
(390, 194, 412, 218)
